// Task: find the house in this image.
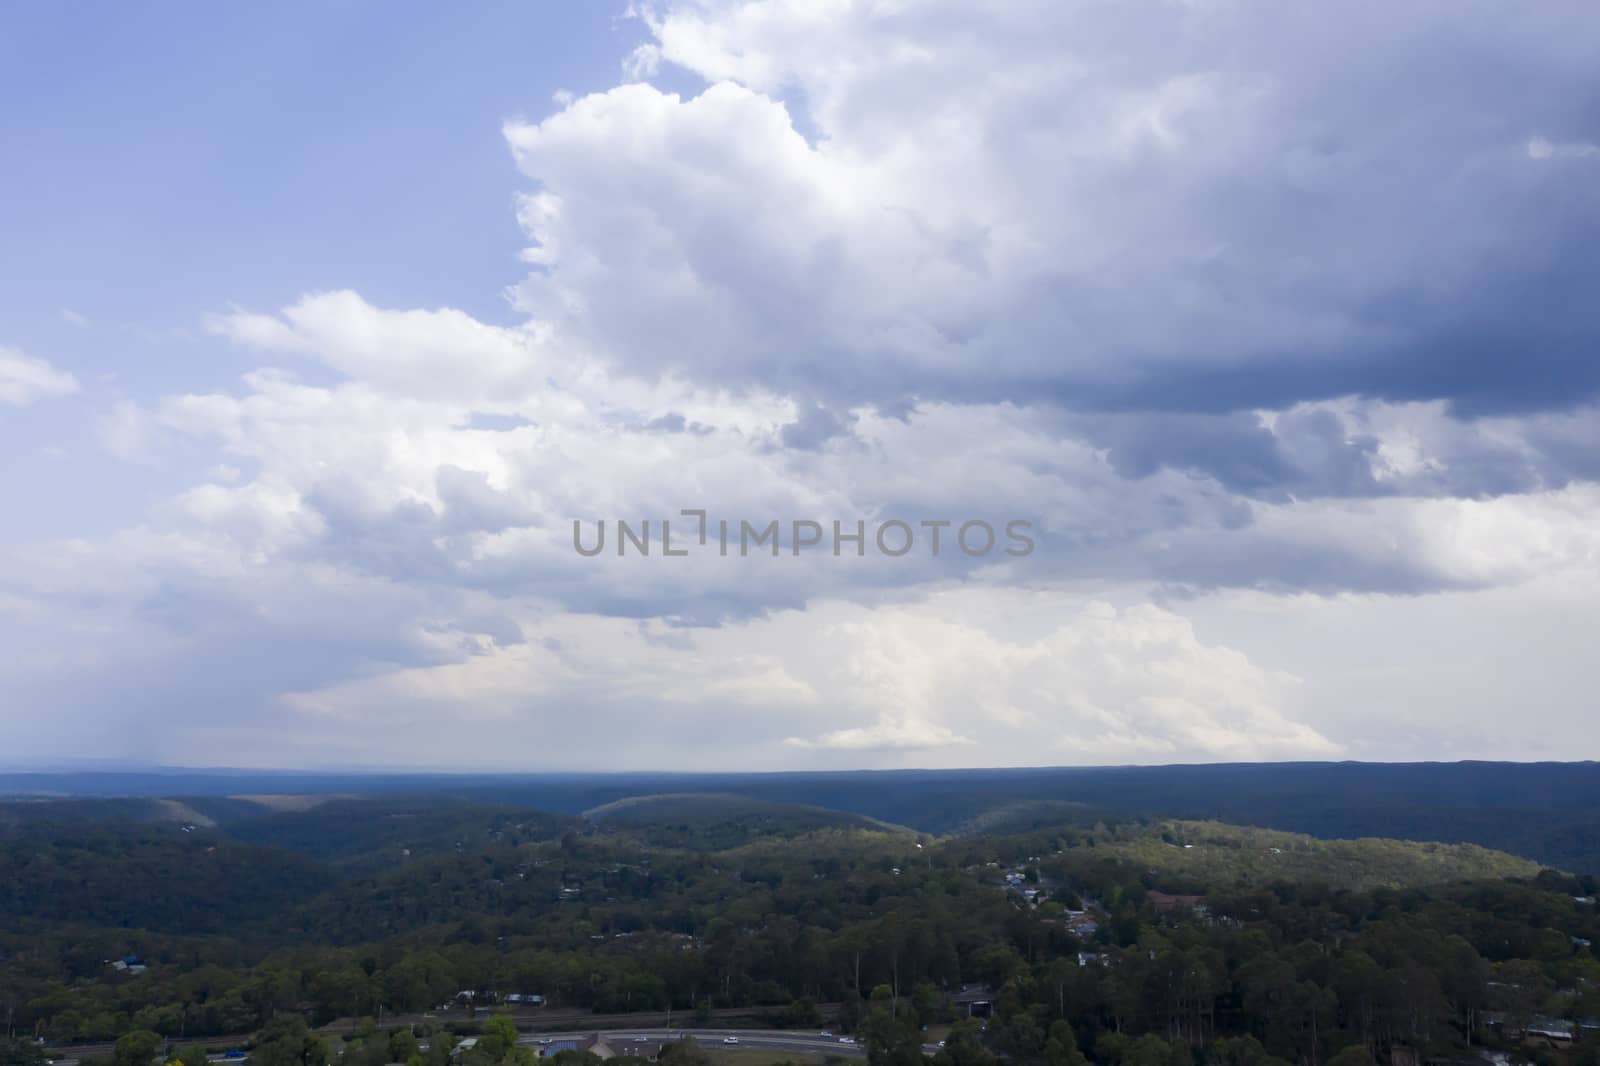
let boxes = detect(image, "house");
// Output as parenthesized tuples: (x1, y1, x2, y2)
(1077, 952, 1102, 967)
(952, 985, 995, 1019)
(451, 1039, 479, 1057)
(1482, 1014, 1575, 1042)
(1526, 1018, 1573, 1041)
(1147, 891, 1207, 914)
(602, 1040, 664, 1061)
(538, 1042, 583, 1059)
(538, 1037, 612, 1059)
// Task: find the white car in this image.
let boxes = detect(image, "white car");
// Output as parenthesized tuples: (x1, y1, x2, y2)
(838, 1037, 856, 1044)
(819, 1031, 832, 1037)
(723, 1036, 740, 1044)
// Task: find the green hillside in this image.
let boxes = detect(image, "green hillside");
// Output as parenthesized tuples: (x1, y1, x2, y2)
(222, 795, 578, 872)
(1092, 818, 1544, 891)
(582, 791, 910, 848)
(946, 799, 1102, 837)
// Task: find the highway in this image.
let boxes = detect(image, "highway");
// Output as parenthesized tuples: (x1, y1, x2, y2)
(45, 1028, 942, 1066)
(512, 1028, 871, 1057)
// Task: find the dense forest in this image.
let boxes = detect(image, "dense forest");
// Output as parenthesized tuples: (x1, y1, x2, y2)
(3, 790, 1600, 1066)
(7, 763, 1600, 872)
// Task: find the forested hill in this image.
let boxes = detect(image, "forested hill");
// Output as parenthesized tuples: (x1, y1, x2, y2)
(218, 796, 580, 873)
(581, 792, 911, 848)
(6, 761, 1600, 871)
(3, 792, 1600, 1066)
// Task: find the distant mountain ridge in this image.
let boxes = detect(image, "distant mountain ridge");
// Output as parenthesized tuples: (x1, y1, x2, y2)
(6, 760, 1600, 871)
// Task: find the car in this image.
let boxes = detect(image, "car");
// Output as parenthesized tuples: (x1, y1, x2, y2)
(819, 1031, 832, 1037)
(838, 1037, 856, 1044)
(536, 1039, 553, 1045)
(937, 1041, 946, 1048)
(722, 1037, 740, 1045)
(224, 1052, 247, 1061)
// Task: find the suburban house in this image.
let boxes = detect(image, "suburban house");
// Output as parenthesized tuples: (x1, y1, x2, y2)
(537, 1040, 586, 1059)
(951, 984, 995, 1019)
(1526, 1018, 1574, 1041)
(600, 1039, 665, 1060)
(536, 1035, 663, 1060)
(1147, 891, 1207, 914)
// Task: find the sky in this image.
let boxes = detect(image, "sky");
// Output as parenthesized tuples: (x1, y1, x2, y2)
(2, 0, 1599, 772)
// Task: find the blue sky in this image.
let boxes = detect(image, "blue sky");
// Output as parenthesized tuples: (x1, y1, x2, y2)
(2, 2, 637, 325)
(2, 0, 1599, 770)
(2, 1, 643, 539)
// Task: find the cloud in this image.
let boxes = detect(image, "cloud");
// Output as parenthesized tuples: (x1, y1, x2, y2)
(0, 345, 79, 406)
(206, 291, 548, 401)
(502, 0, 1600, 418)
(5, 0, 1600, 768)
(260, 588, 1335, 769)
(1527, 136, 1600, 161)
(80, 304, 1600, 623)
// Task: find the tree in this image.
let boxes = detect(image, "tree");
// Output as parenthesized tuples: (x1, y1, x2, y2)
(113, 1031, 164, 1066)
(480, 1016, 518, 1060)
(656, 1043, 712, 1066)
(931, 1022, 998, 1066)
(1327, 1047, 1377, 1066)
(389, 1030, 420, 1064)
(0, 1038, 49, 1066)
(862, 999, 922, 1066)
(972, 944, 1024, 990)
(1124, 1034, 1172, 1066)
(250, 1017, 329, 1066)
(1043, 1021, 1090, 1066)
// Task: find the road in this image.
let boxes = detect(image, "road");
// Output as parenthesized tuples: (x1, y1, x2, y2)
(513, 1027, 871, 1058)
(46, 1028, 933, 1066)
(41, 1004, 829, 1063)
